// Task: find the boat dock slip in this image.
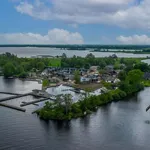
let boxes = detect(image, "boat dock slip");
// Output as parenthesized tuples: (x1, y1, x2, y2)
(0, 103, 26, 112)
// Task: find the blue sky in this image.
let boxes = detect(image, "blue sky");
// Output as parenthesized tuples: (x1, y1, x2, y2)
(0, 0, 150, 44)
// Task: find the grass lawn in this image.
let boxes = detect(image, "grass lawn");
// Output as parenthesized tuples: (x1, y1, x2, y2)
(48, 58, 61, 67)
(73, 83, 102, 92)
(142, 80, 150, 87)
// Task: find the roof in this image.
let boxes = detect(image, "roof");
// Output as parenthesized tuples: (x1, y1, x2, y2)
(144, 72, 150, 79)
(90, 66, 98, 71)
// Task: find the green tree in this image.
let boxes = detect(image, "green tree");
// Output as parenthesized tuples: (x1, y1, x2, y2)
(42, 79, 49, 87)
(37, 62, 45, 71)
(86, 53, 95, 59)
(55, 94, 63, 107)
(127, 69, 143, 85)
(74, 70, 80, 84)
(3, 62, 16, 78)
(63, 94, 73, 115)
(118, 71, 127, 81)
(16, 65, 24, 75)
(18, 71, 28, 78)
(62, 53, 67, 59)
(134, 63, 150, 72)
(21, 62, 30, 72)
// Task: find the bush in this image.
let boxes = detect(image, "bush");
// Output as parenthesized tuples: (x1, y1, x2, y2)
(18, 72, 28, 78)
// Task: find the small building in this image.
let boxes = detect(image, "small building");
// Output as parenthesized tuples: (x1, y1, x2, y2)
(89, 66, 98, 72)
(80, 76, 91, 83)
(144, 72, 150, 80)
(105, 65, 114, 71)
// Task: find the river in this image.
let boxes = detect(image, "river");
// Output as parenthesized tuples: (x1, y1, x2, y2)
(1, 47, 150, 58)
(0, 77, 150, 149)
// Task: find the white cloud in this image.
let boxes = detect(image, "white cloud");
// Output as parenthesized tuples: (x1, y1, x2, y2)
(117, 35, 150, 44)
(13, 0, 150, 29)
(0, 28, 84, 44)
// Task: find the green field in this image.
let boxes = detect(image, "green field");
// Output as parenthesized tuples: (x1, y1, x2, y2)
(48, 58, 61, 67)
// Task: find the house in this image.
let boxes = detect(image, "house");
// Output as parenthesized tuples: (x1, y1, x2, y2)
(41, 69, 48, 76)
(80, 76, 91, 83)
(144, 72, 150, 80)
(89, 66, 98, 72)
(113, 78, 120, 83)
(105, 65, 114, 72)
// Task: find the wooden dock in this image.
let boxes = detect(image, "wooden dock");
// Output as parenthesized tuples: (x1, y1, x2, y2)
(20, 98, 51, 107)
(0, 92, 21, 95)
(0, 92, 33, 102)
(22, 101, 39, 106)
(0, 91, 56, 112)
(0, 103, 26, 112)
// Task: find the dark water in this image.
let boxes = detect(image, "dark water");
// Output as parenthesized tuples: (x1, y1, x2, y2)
(1, 47, 150, 58)
(0, 77, 150, 149)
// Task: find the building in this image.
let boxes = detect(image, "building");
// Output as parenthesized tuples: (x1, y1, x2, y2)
(144, 72, 150, 80)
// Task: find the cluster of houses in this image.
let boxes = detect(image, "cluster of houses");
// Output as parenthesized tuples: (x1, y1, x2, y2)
(41, 64, 122, 85)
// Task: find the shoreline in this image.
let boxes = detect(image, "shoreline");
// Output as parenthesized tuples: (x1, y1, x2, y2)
(36, 87, 143, 121)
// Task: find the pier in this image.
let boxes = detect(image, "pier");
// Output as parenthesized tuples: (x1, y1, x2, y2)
(0, 92, 21, 95)
(0, 103, 26, 112)
(22, 102, 39, 106)
(20, 97, 55, 107)
(0, 90, 56, 112)
(0, 92, 33, 102)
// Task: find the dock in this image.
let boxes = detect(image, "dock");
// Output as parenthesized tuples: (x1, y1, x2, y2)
(0, 90, 56, 112)
(0, 103, 26, 112)
(22, 101, 39, 106)
(0, 92, 33, 102)
(0, 92, 21, 95)
(20, 98, 52, 107)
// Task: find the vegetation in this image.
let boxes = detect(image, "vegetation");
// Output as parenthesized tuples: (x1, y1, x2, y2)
(0, 53, 61, 78)
(3, 62, 16, 78)
(42, 79, 49, 87)
(48, 58, 61, 67)
(37, 89, 127, 120)
(37, 68, 145, 121)
(142, 80, 150, 87)
(73, 83, 102, 92)
(74, 70, 80, 84)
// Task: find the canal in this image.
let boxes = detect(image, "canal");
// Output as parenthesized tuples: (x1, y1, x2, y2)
(0, 77, 150, 149)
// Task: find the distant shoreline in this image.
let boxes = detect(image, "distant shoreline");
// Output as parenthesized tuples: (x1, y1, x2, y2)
(0, 44, 150, 50)
(90, 50, 150, 54)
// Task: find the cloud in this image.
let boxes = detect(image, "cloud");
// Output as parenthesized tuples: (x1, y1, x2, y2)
(117, 35, 150, 44)
(0, 28, 84, 44)
(13, 0, 150, 29)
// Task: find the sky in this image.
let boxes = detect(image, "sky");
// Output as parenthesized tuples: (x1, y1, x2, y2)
(1, 0, 150, 44)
